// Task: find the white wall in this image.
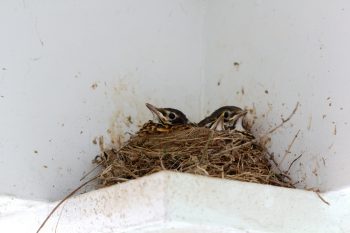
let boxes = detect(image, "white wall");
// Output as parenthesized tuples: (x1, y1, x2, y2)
(1, 0, 350, 201)
(0, 0, 205, 200)
(202, 0, 350, 191)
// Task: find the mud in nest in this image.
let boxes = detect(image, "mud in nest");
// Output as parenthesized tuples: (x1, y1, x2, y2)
(95, 124, 293, 188)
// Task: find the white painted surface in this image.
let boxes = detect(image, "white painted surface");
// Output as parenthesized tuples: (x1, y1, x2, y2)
(1, 0, 350, 201)
(0, 0, 204, 200)
(0, 172, 348, 233)
(202, 0, 350, 192)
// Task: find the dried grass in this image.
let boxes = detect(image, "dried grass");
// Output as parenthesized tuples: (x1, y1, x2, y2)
(95, 122, 294, 188)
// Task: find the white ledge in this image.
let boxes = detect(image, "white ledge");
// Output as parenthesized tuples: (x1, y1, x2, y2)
(0, 171, 348, 233)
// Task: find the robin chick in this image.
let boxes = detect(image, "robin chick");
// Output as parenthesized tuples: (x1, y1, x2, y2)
(138, 103, 190, 135)
(145, 103, 189, 126)
(198, 106, 248, 131)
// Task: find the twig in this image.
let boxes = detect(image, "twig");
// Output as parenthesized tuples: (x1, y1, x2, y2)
(218, 140, 256, 155)
(266, 102, 299, 135)
(315, 191, 330, 206)
(201, 131, 214, 162)
(292, 181, 300, 186)
(160, 154, 166, 170)
(80, 163, 101, 181)
(280, 129, 300, 165)
(36, 176, 99, 233)
(266, 151, 283, 173)
(286, 153, 303, 173)
(276, 173, 293, 182)
(98, 136, 104, 152)
(54, 201, 67, 233)
(196, 165, 209, 175)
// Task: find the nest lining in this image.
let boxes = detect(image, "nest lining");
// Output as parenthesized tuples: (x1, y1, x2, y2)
(95, 122, 293, 188)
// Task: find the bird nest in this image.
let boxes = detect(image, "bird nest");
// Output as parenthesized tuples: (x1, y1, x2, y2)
(95, 123, 293, 188)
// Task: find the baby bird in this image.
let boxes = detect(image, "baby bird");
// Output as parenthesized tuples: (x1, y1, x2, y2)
(145, 103, 189, 126)
(198, 106, 248, 131)
(138, 103, 190, 135)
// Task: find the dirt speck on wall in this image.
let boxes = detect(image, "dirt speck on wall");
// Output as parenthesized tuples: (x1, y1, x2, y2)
(307, 115, 312, 130)
(105, 76, 150, 149)
(126, 116, 133, 125)
(91, 83, 98, 90)
(233, 62, 240, 71)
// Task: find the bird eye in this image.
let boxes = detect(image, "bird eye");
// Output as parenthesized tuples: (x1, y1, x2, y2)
(223, 111, 229, 118)
(169, 112, 176, 120)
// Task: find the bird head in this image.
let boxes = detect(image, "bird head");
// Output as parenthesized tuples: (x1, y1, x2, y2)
(200, 106, 248, 131)
(145, 103, 189, 125)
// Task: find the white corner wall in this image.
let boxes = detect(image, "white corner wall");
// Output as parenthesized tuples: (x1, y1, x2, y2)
(202, 0, 350, 192)
(0, 0, 205, 201)
(1, 0, 350, 201)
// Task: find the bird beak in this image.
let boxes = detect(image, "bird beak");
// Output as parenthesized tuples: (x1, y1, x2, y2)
(210, 113, 225, 130)
(229, 110, 247, 122)
(145, 103, 167, 123)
